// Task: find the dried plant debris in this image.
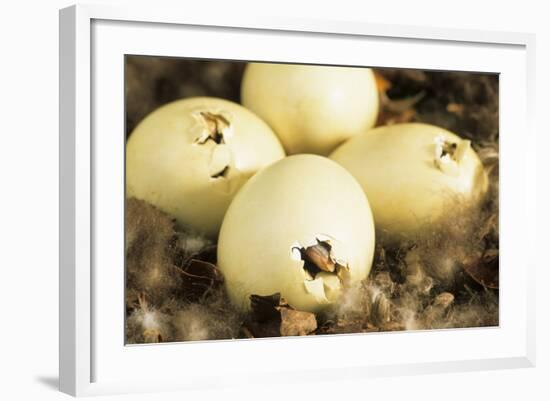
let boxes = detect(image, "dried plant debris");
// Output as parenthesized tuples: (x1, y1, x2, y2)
(125, 198, 240, 344)
(179, 259, 224, 302)
(376, 68, 499, 143)
(126, 294, 175, 344)
(175, 233, 216, 264)
(375, 71, 424, 126)
(126, 198, 219, 303)
(318, 269, 496, 335)
(243, 294, 318, 338)
(125, 61, 499, 343)
(462, 250, 499, 289)
(172, 293, 242, 341)
(126, 289, 242, 344)
(320, 277, 403, 334)
(125, 198, 182, 306)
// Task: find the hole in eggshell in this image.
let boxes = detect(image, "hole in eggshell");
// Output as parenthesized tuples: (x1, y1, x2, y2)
(299, 240, 336, 277)
(290, 237, 348, 302)
(434, 136, 471, 176)
(195, 111, 231, 145)
(441, 142, 457, 158)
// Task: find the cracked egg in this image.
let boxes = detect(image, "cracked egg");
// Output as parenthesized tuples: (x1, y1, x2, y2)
(241, 63, 379, 156)
(330, 123, 488, 243)
(217, 155, 375, 313)
(126, 97, 285, 238)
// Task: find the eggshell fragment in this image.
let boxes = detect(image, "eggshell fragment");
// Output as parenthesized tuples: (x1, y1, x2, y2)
(330, 123, 488, 243)
(126, 97, 285, 238)
(241, 63, 379, 156)
(217, 155, 376, 313)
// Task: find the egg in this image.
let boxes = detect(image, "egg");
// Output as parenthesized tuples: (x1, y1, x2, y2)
(241, 63, 379, 156)
(330, 123, 488, 243)
(126, 97, 285, 238)
(217, 155, 375, 313)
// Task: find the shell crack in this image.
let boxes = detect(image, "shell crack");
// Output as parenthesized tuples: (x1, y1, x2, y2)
(210, 165, 230, 179)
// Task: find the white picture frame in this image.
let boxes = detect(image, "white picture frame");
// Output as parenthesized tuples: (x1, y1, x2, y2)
(59, 3, 536, 397)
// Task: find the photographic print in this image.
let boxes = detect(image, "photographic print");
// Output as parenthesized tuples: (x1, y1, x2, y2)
(124, 57, 499, 344)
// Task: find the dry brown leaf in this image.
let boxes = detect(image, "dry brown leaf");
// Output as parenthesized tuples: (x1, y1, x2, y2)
(244, 293, 317, 337)
(279, 308, 318, 336)
(447, 102, 465, 116)
(373, 70, 392, 93)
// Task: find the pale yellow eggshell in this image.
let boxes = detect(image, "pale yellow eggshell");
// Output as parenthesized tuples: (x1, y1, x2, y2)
(217, 155, 376, 313)
(330, 123, 488, 243)
(241, 63, 379, 156)
(126, 97, 285, 238)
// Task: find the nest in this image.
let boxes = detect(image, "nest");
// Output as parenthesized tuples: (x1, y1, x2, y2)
(125, 57, 499, 343)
